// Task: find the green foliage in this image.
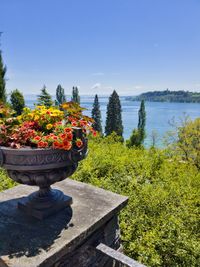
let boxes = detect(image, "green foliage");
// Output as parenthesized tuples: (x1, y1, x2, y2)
(0, 168, 16, 192)
(10, 89, 25, 115)
(91, 94, 102, 134)
(37, 85, 53, 107)
(55, 84, 66, 106)
(0, 51, 7, 103)
(71, 86, 80, 104)
(129, 89, 200, 103)
(126, 129, 143, 147)
(165, 117, 200, 170)
(72, 137, 200, 267)
(105, 90, 123, 137)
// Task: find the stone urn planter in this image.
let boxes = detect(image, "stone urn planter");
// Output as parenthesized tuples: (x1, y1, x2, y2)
(0, 136, 87, 220)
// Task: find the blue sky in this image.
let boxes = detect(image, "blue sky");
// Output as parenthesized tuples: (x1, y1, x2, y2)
(1, 0, 200, 96)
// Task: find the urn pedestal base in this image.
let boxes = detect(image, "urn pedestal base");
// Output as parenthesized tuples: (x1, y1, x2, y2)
(18, 188, 72, 220)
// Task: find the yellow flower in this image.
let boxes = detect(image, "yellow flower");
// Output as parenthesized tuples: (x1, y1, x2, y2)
(17, 115, 22, 121)
(36, 105, 45, 110)
(34, 115, 40, 121)
(46, 123, 53, 130)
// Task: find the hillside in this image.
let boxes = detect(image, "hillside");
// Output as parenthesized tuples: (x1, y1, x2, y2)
(127, 90, 200, 103)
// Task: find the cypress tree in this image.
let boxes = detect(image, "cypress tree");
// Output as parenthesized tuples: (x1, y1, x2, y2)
(91, 94, 102, 134)
(55, 84, 66, 105)
(37, 85, 53, 107)
(71, 86, 80, 104)
(105, 90, 123, 137)
(10, 89, 25, 115)
(0, 51, 7, 103)
(138, 99, 146, 143)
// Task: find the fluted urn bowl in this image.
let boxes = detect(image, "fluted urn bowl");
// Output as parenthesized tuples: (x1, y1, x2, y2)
(0, 138, 87, 219)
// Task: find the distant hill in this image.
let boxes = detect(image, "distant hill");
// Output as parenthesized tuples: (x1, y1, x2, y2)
(126, 90, 200, 103)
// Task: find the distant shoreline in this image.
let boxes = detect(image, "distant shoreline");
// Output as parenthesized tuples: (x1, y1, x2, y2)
(125, 90, 200, 103)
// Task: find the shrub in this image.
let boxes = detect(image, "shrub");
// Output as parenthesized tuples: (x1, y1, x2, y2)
(72, 137, 200, 267)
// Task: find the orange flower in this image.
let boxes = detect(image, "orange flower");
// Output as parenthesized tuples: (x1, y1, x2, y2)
(80, 120, 87, 126)
(38, 141, 48, 148)
(71, 121, 77, 127)
(34, 136, 41, 141)
(43, 142, 48, 148)
(63, 140, 72, 150)
(53, 141, 60, 149)
(59, 133, 67, 139)
(64, 127, 72, 133)
(76, 139, 83, 148)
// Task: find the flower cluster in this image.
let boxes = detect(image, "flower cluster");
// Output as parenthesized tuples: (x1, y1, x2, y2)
(0, 102, 96, 150)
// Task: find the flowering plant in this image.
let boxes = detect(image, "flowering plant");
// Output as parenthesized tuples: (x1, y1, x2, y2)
(0, 102, 96, 150)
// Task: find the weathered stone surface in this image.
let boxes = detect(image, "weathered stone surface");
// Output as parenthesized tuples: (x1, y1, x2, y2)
(0, 179, 128, 267)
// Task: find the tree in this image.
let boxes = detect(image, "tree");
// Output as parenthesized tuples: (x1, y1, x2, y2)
(91, 94, 102, 134)
(55, 84, 66, 106)
(71, 86, 80, 104)
(176, 118, 200, 169)
(0, 51, 7, 103)
(105, 90, 123, 138)
(10, 89, 25, 115)
(138, 100, 146, 143)
(127, 100, 146, 147)
(37, 85, 53, 107)
(150, 130, 159, 148)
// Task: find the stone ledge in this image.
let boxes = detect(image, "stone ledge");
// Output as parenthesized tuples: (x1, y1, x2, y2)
(0, 179, 128, 267)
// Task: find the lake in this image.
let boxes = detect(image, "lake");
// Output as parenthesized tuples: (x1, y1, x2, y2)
(25, 96, 200, 147)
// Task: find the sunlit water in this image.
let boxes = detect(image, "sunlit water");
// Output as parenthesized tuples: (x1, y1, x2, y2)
(26, 96, 200, 147)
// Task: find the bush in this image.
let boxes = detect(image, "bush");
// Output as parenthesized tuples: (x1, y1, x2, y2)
(0, 134, 199, 266)
(72, 137, 200, 267)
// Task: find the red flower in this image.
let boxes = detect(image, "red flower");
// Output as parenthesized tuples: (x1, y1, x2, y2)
(80, 120, 87, 126)
(53, 141, 60, 149)
(63, 140, 72, 150)
(67, 132, 73, 141)
(34, 136, 41, 141)
(64, 127, 72, 133)
(76, 139, 83, 148)
(38, 141, 48, 148)
(92, 131, 97, 137)
(71, 121, 77, 127)
(59, 133, 67, 139)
